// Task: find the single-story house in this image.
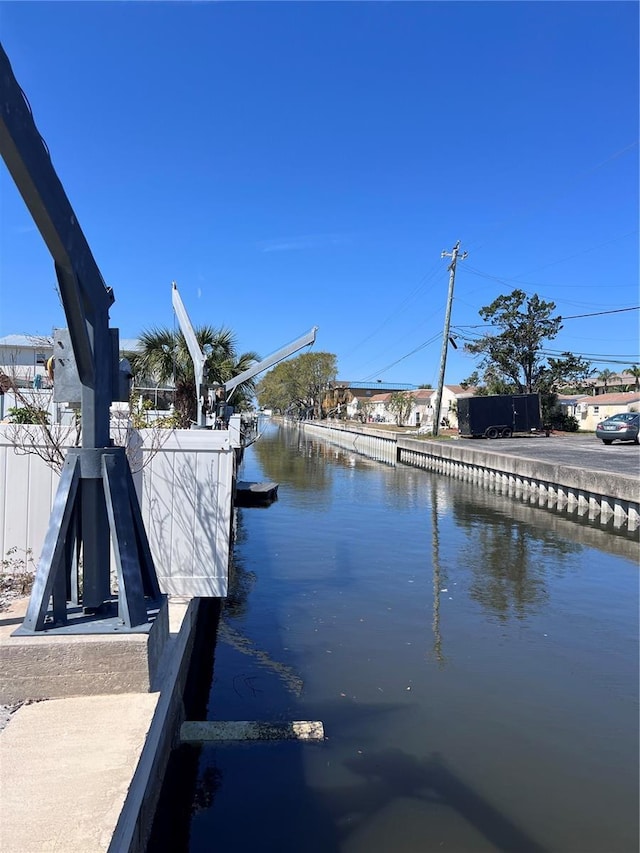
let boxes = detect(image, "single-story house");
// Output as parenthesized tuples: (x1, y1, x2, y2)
(345, 385, 478, 429)
(0, 334, 53, 388)
(573, 391, 640, 431)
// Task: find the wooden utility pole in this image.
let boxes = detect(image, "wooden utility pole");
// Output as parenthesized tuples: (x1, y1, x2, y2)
(432, 241, 467, 436)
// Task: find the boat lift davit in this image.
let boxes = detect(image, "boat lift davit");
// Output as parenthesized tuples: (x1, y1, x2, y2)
(171, 282, 318, 429)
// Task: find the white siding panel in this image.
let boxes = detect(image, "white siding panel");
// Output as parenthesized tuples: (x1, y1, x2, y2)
(0, 426, 234, 597)
(139, 429, 234, 597)
(4, 449, 32, 560)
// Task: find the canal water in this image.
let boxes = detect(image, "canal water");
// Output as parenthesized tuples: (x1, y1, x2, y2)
(151, 422, 639, 853)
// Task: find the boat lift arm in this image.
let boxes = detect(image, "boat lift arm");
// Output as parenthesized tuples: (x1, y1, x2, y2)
(171, 281, 208, 426)
(223, 326, 318, 398)
(171, 281, 318, 421)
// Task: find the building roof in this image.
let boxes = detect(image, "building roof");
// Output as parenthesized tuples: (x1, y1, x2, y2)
(119, 339, 141, 353)
(334, 380, 418, 393)
(0, 333, 140, 354)
(579, 391, 640, 406)
(445, 384, 477, 396)
(0, 334, 53, 348)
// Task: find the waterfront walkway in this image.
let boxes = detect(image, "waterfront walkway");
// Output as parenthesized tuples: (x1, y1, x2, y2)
(0, 597, 199, 853)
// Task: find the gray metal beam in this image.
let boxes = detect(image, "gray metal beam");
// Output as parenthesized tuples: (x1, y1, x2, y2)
(224, 326, 318, 395)
(2, 44, 163, 634)
(171, 282, 207, 427)
(0, 45, 113, 317)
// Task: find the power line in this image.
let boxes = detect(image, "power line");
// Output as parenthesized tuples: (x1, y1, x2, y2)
(450, 327, 639, 361)
(562, 306, 640, 320)
(341, 260, 445, 361)
(511, 230, 638, 280)
(452, 305, 639, 331)
(541, 348, 639, 359)
(358, 332, 442, 382)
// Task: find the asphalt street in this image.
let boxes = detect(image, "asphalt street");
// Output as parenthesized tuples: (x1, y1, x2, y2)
(465, 433, 640, 478)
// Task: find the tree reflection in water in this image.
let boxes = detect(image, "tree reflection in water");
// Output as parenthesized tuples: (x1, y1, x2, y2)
(452, 494, 580, 621)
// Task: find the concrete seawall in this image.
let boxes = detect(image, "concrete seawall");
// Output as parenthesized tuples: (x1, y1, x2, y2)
(295, 421, 640, 533)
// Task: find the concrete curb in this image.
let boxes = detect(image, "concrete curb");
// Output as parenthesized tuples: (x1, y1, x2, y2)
(109, 597, 202, 853)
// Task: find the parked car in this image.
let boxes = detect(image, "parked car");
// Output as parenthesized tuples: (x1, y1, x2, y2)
(595, 412, 640, 445)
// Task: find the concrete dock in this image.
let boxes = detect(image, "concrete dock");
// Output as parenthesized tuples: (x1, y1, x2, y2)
(0, 596, 200, 853)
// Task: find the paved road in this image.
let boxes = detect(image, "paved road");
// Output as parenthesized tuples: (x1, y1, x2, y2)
(466, 433, 640, 478)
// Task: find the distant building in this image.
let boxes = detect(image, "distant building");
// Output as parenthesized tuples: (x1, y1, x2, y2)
(589, 372, 640, 395)
(0, 332, 145, 421)
(0, 334, 54, 389)
(326, 380, 417, 420)
(340, 384, 477, 429)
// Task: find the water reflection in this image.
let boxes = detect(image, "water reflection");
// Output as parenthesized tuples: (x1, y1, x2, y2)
(451, 494, 579, 621)
(253, 426, 333, 499)
(221, 511, 304, 696)
(224, 512, 256, 620)
(254, 426, 392, 497)
(429, 479, 447, 667)
(155, 422, 638, 853)
(453, 478, 640, 559)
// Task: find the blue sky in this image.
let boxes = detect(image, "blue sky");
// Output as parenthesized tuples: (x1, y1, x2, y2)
(1, 1, 638, 387)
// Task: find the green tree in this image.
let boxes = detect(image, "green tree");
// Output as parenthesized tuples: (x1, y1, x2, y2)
(388, 391, 415, 426)
(626, 365, 640, 391)
(7, 405, 50, 425)
(256, 352, 337, 419)
(127, 326, 259, 428)
(545, 353, 594, 394)
(356, 399, 373, 423)
(463, 289, 591, 396)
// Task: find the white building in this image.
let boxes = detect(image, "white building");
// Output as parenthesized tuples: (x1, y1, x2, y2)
(0, 334, 53, 388)
(572, 391, 640, 431)
(344, 385, 477, 430)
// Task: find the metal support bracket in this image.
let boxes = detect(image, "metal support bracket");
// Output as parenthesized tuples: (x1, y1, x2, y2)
(14, 448, 164, 636)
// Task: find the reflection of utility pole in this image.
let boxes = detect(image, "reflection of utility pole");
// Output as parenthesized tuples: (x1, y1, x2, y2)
(432, 241, 467, 436)
(430, 479, 446, 667)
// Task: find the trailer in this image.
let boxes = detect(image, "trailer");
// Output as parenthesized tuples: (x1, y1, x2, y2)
(457, 393, 543, 439)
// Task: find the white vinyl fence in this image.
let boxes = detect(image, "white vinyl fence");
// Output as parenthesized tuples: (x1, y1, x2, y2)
(0, 425, 235, 598)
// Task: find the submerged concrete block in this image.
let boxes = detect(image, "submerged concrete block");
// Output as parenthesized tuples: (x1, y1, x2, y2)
(180, 720, 325, 743)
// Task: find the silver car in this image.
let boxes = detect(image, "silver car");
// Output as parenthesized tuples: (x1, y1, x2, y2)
(595, 412, 640, 445)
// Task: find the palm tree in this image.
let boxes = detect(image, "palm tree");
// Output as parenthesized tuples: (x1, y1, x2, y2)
(597, 368, 615, 394)
(627, 364, 640, 392)
(128, 326, 259, 428)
